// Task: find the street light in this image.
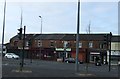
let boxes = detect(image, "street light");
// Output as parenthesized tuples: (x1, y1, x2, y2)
(39, 16, 42, 59)
(39, 16, 42, 34)
(75, 0, 80, 72)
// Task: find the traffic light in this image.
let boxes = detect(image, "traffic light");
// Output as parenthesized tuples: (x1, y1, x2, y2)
(109, 32, 112, 42)
(103, 34, 108, 45)
(28, 40, 32, 46)
(18, 28, 22, 40)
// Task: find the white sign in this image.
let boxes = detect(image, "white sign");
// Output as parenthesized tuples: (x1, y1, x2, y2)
(56, 48, 71, 51)
(18, 47, 29, 49)
(90, 52, 100, 55)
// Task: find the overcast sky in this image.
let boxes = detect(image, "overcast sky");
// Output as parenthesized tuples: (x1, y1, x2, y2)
(0, 0, 119, 43)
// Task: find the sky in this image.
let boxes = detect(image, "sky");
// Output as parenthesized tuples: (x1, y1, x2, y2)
(0, 0, 119, 43)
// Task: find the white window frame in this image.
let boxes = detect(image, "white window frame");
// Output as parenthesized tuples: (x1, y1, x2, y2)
(89, 41, 93, 48)
(38, 40, 42, 47)
(50, 40, 54, 47)
(79, 42, 82, 48)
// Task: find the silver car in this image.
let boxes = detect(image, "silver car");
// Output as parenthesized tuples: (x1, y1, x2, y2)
(4, 53, 20, 59)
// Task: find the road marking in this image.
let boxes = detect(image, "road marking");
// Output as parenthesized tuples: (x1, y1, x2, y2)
(112, 67, 116, 69)
(76, 73, 96, 77)
(2, 63, 8, 65)
(12, 70, 32, 73)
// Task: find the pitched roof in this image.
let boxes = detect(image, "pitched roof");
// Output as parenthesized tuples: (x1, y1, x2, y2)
(112, 36, 120, 42)
(10, 33, 120, 42)
(62, 34, 108, 41)
(34, 34, 65, 40)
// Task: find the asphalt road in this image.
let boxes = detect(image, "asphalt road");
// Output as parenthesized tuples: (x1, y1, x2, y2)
(2, 58, 120, 77)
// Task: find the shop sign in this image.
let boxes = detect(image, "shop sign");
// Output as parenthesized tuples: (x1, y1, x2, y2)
(55, 48, 71, 51)
(90, 52, 100, 55)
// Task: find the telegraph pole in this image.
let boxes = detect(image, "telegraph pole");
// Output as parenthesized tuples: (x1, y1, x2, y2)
(75, 0, 80, 72)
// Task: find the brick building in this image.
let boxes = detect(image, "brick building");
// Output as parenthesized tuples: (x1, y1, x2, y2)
(8, 33, 115, 64)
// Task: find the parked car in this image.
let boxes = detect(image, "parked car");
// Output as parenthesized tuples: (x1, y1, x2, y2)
(65, 58, 83, 64)
(65, 58, 75, 63)
(4, 53, 20, 59)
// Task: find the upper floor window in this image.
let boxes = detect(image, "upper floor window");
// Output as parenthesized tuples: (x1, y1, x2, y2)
(79, 42, 82, 48)
(64, 41, 68, 47)
(26, 41, 29, 46)
(14, 41, 18, 46)
(38, 40, 42, 47)
(50, 41, 54, 47)
(89, 41, 93, 48)
(100, 43, 104, 49)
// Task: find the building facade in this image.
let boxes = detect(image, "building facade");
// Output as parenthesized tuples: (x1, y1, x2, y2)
(8, 33, 117, 64)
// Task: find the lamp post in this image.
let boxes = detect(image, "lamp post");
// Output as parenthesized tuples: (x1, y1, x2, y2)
(75, 0, 80, 72)
(39, 16, 42, 59)
(39, 16, 42, 34)
(2, 0, 6, 58)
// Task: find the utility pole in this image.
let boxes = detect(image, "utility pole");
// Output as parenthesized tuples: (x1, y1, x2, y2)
(1, 0, 6, 58)
(75, 0, 80, 72)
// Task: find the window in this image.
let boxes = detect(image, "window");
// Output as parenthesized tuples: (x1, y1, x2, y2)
(14, 41, 18, 46)
(99, 43, 104, 49)
(38, 40, 42, 47)
(50, 41, 54, 47)
(89, 42, 93, 48)
(26, 41, 29, 46)
(64, 41, 68, 47)
(79, 42, 82, 48)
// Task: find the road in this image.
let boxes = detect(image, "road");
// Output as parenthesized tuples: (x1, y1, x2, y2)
(2, 58, 120, 78)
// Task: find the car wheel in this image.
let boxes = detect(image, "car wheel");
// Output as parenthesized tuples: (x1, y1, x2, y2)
(67, 61, 69, 63)
(5, 56, 7, 58)
(12, 57, 14, 59)
(16, 58, 19, 60)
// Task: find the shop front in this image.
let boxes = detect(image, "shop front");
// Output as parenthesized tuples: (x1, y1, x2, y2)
(71, 48, 86, 62)
(89, 49, 107, 64)
(55, 48, 71, 60)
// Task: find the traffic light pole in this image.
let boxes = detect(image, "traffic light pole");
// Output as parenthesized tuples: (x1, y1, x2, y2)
(22, 26, 26, 67)
(109, 32, 112, 72)
(18, 28, 23, 71)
